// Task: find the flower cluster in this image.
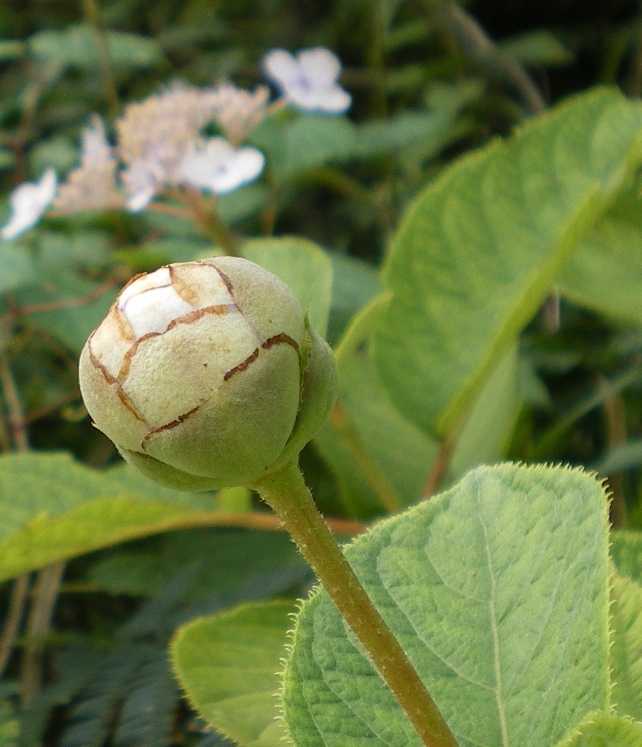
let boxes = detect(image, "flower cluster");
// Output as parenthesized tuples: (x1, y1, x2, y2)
(1, 47, 351, 240)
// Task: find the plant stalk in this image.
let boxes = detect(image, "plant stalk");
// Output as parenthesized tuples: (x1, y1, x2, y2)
(252, 460, 459, 747)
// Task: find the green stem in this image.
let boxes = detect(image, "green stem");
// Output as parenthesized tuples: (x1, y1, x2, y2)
(181, 187, 239, 256)
(252, 460, 459, 747)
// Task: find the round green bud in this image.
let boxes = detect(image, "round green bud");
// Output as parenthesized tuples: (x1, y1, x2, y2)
(78, 256, 338, 491)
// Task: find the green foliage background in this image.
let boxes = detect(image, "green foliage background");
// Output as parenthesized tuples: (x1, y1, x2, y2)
(2, 0, 642, 745)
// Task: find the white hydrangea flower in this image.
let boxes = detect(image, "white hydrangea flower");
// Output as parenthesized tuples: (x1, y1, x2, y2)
(262, 47, 351, 114)
(1, 168, 57, 240)
(179, 137, 265, 194)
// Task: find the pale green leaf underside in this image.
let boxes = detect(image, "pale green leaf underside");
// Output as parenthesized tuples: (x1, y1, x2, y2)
(610, 574, 642, 721)
(373, 88, 642, 437)
(558, 191, 642, 326)
(448, 346, 522, 480)
(0, 452, 224, 581)
(283, 464, 610, 747)
(314, 347, 438, 518)
(241, 236, 332, 337)
(171, 601, 294, 747)
(554, 712, 642, 747)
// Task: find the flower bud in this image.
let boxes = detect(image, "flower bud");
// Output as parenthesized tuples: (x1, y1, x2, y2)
(79, 257, 337, 491)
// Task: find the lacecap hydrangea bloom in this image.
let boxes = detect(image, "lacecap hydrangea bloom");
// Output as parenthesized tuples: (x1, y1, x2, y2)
(116, 83, 266, 211)
(79, 257, 337, 491)
(1, 46, 351, 238)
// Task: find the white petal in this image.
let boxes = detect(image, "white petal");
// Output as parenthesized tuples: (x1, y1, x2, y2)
(315, 85, 352, 113)
(262, 49, 301, 88)
(117, 263, 235, 339)
(122, 156, 163, 212)
(297, 48, 341, 87)
(1, 168, 57, 240)
(119, 267, 193, 337)
(179, 138, 264, 194)
(126, 186, 156, 213)
(285, 82, 351, 113)
(82, 115, 113, 166)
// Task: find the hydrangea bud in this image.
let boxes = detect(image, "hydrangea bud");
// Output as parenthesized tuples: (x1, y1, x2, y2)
(79, 257, 337, 491)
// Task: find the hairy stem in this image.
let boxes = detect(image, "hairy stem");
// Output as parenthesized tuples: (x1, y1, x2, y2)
(252, 460, 458, 747)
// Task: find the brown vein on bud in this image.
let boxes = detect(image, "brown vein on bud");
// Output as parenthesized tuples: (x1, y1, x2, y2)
(87, 339, 152, 428)
(261, 332, 299, 352)
(116, 305, 237, 382)
(165, 304, 234, 331)
(223, 348, 259, 381)
(168, 265, 199, 306)
(117, 331, 161, 380)
(113, 304, 136, 343)
(213, 266, 234, 295)
(141, 402, 203, 449)
(222, 333, 299, 382)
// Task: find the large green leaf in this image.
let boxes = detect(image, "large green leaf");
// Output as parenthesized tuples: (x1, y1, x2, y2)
(282, 464, 610, 747)
(171, 601, 294, 747)
(0, 452, 232, 581)
(557, 190, 642, 326)
(373, 88, 642, 437)
(281, 115, 357, 180)
(326, 252, 381, 345)
(241, 237, 332, 337)
(314, 346, 438, 518)
(315, 295, 438, 518)
(88, 528, 305, 601)
(354, 110, 462, 157)
(448, 346, 523, 480)
(610, 574, 642, 721)
(28, 24, 163, 69)
(554, 712, 642, 747)
(0, 242, 37, 293)
(13, 231, 117, 351)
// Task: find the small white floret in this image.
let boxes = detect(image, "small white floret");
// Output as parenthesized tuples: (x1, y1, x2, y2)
(262, 47, 351, 114)
(1, 168, 57, 240)
(179, 137, 265, 194)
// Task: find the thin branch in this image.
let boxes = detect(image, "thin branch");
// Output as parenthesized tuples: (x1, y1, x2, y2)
(144, 201, 194, 221)
(181, 187, 239, 256)
(21, 390, 81, 426)
(0, 575, 29, 678)
(81, 0, 119, 116)
(431, 2, 546, 115)
(10, 59, 63, 184)
(21, 562, 65, 706)
(532, 359, 642, 460)
(11, 277, 119, 319)
(422, 429, 457, 499)
(0, 350, 29, 452)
